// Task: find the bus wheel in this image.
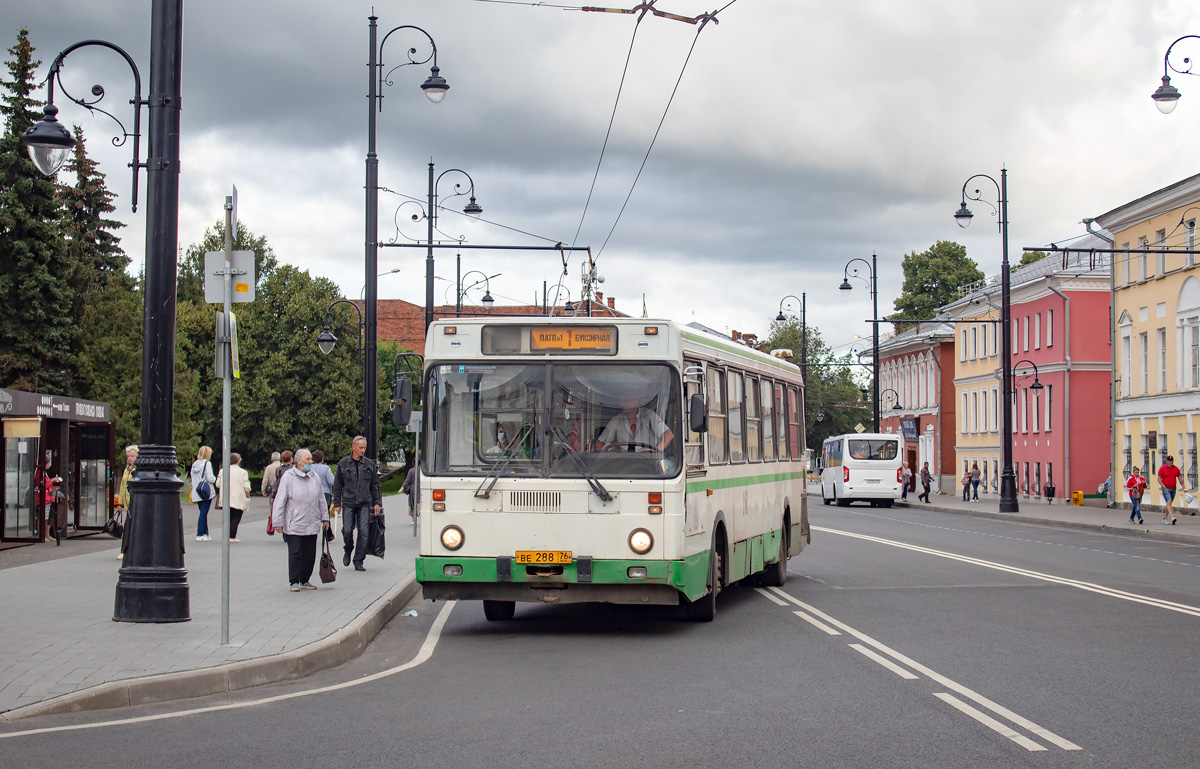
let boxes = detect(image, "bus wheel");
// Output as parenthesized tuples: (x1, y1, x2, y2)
(762, 525, 787, 587)
(483, 600, 516, 621)
(822, 487, 832, 506)
(835, 490, 850, 507)
(684, 544, 721, 622)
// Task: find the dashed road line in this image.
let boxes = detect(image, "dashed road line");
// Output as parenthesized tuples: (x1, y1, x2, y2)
(849, 643, 917, 678)
(763, 586, 1080, 752)
(934, 693, 1047, 752)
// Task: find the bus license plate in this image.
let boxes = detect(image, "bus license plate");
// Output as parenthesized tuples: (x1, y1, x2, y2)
(515, 550, 572, 565)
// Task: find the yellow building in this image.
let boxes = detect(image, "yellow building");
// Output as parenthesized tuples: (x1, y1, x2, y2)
(1096, 173, 1200, 511)
(940, 301, 1003, 498)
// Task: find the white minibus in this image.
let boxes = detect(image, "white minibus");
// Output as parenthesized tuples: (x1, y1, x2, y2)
(819, 433, 903, 507)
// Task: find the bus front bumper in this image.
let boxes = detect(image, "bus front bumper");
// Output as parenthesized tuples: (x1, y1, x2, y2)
(416, 552, 709, 605)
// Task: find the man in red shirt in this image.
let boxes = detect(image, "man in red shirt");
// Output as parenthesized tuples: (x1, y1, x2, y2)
(1157, 455, 1185, 525)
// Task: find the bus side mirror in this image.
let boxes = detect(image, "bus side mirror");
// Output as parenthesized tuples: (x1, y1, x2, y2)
(392, 376, 413, 428)
(689, 392, 707, 433)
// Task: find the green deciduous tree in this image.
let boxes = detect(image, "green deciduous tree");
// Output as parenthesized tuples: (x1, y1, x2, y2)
(889, 241, 984, 327)
(0, 29, 74, 391)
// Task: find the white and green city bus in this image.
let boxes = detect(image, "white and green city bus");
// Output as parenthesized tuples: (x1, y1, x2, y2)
(411, 317, 809, 621)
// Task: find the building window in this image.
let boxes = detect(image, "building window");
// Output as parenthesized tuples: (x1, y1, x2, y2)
(1034, 313, 1041, 349)
(990, 324, 997, 358)
(1159, 327, 1168, 393)
(981, 389, 988, 433)
(1046, 384, 1053, 432)
(1031, 389, 1040, 433)
(1121, 331, 1132, 397)
(1140, 331, 1149, 395)
(1191, 322, 1200, 388)
(1123, 434, 1132, 477)
(960, 328, 967, 362)
(1020, 389, 1028, 433)
(1012, 319, 1019, 353)
(971, 390, 979, 433)
(991, 386, 999, 432)
(1023, 463, 1030, 495)
(1122, 243, 1130, 285)
(1157, 228, 1167, 276)
(1023, 316, 1029, 352)
(962, 392, 969, 434)
(1046, 308, 1054, 347)
(1035, 462, 1042, 497)
(1189, 433, 1198, 489)
(1139, 236, 1149, 280)
(971, 326, 978, 360)
(1188, 222, 1196, 269)
(1141, 434, 1150, 476)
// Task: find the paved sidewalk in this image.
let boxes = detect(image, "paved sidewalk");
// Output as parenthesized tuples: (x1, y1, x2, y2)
(0, 494, 420, 719)
(887, 489, 1200, 545)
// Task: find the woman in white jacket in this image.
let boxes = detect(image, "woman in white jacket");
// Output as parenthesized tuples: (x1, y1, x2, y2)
(189, 446, 217, 541)
(216, 453, 253, 542)
(271, 449, 330, 591)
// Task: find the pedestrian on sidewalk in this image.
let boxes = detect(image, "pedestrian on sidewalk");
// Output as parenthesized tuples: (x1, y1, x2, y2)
(117, 445, 137, 560)
(311, 449, 336, 509)
(1126, 467, 1147, 524)
(919, 462, 932, 503)
(261, 451, 281, 497)
(402, 464, 418, 520)
(217, 452, 252, 542)
(969, 462, 981, 501)
(334, 436, 382, 572)
(189, 446, 217, 541)
(901, 462, 913, 501)
(961, 469, 971, 501)
(272, 448, 330, 591)
(1158, 455, 1185, 524)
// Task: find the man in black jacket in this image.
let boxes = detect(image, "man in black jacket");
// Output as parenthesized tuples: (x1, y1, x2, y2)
(333, 436, 382, 571)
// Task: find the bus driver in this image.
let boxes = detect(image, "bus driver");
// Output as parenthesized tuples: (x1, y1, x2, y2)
(595, 398, 674, 453)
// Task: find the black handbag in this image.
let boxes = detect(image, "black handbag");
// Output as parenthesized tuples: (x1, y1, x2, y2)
(103, 509, 125, 539)
(319, 536, 337, 583)
(367, 513, 386, 559)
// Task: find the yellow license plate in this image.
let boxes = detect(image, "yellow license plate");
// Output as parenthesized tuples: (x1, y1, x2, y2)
(515, 550, 573, 565)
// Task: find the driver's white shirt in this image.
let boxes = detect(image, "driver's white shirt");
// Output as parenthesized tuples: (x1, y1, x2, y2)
(598, 409, 668, 449)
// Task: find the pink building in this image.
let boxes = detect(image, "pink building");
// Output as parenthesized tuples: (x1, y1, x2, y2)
(1001, 246, 1112, 500)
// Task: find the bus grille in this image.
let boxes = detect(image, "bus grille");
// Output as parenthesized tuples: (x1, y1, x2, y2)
(508, 491, 562, 513)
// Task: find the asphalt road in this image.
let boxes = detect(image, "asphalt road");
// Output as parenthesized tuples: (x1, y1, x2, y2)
(3, 502, 1197, 768)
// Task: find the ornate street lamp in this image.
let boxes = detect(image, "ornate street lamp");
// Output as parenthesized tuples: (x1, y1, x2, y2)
(317, 300, 365, 360)
(1151, 35, 1200, 114)
(426, 163, 483, 329)
(456, 269, 496, 315)
(880, 388, 905, 412)
(22, 2, 189, 622)
(364, 15, 449, 461)
(839, 254, 880, 432)
(955, 167, 1019, 513)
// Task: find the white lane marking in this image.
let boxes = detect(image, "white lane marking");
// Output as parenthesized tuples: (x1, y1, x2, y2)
(813, 525, 1200, 618)
(849, 643, 918, 679)
(755, 587, 790, 606)
(0, 601, 458, 740)
(766, 586, 1081, 751)
(838, 509, 1200, 567)
(793, 610, 841, 635)
(934, 693, 1047, 752)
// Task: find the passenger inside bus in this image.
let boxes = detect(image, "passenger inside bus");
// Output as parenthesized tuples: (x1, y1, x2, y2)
(595, 397, 675, 453)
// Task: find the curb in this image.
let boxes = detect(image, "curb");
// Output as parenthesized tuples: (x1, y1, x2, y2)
(1, 576, 421, 721)
(893, 500, 1200, 545)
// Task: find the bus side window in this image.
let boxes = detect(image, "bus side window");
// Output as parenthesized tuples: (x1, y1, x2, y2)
(745, 374, 761, 462)
(788, 386, 802, 459)
(728, 371, 745, 463)
(761, 378, 775, 462)
(684, 361, 705, 466)
(706, 368, 728, 463)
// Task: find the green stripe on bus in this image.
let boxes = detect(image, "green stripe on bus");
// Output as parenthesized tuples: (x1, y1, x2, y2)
(416, 551, 711, 601)
(686, 471, 806, 495)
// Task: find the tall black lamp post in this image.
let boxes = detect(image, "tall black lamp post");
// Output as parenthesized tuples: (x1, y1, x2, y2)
(839, 254, 880, 432)
(955, 168, 1018, 512)
(364, 15, 449, 461)
(426, 163, 483, 329)
(22, 0, 189, 621)
(1151, 35, 1200, 114)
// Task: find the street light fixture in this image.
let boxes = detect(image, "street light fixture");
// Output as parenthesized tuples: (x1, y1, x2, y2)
(21, 3, 189, 622)
(776, 293, 808, 435)
(1013, 359, 1045, 391)
(456, 269, 496, 315)
(1151, 35, 1200, 114)
(839, 253, 880, 432)
(880, 387, 905, 412)
(317, 300, 364, 361)
(955, 167, 1019, 513)
(364, 15, 449, 462)
(426, 163, 483, 330)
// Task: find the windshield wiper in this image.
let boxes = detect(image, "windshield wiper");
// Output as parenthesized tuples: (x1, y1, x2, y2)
(474, 423, 535, 499)
(550, 425, 613, 502)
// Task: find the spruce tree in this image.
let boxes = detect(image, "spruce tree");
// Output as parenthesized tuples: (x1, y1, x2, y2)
(0, 29, 75, 392)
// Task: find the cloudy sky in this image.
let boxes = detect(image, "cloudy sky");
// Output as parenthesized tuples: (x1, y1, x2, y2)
(7, 0, 1200, 350)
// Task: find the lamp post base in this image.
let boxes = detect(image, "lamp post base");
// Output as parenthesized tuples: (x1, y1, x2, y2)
(113, 445, 190, 623)
(998, 471, 1020, 513)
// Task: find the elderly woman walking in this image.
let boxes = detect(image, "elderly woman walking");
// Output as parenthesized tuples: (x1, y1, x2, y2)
(216, 453, 252, 542)
(271, 448, 331, 591)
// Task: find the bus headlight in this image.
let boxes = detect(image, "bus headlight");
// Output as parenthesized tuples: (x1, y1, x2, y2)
(440, 525, 465, 551)
(628, 528, 653, 555)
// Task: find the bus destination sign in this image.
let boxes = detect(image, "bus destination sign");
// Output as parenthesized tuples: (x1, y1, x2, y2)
(530, 327, 616, 353)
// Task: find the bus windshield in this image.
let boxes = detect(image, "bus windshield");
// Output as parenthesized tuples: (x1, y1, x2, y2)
(425, 362, 681, 479)
(847, 439, 898, 460)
